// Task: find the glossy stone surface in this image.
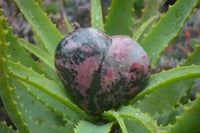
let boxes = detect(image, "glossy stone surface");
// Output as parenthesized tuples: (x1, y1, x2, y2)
(55, 28, 151, 115)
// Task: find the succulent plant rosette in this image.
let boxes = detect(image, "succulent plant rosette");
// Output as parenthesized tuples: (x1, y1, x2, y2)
(1, 0, 200, 133)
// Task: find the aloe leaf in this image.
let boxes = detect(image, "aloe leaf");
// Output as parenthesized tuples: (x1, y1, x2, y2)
(9, 78, 75, 133)
(1, 11, 48, 77)
(0, 122, 18, 133)
(190, 39, 200, 49)
(133, 15, 159, 42)
(32, 29, 60, 81)
(0, 13, 31, 133)
(8, 60, 71, 100)
(180, 45, 200, 66)
(152, 101, 193, 126)
(133, 0, 144, 17)
(40, 60, 60, 82)
(117, 106, 161, 133)
(103, 111, 128, 133)
(104, 0, 133, 36)
(18, 38, 55, 71)
(14, 0, 63, 56)
(7, 61, 96, 121)
(137, 0, 161, 27)
(178, 45, 200, 103)
(33, 28, 49, 52)
(74, 120, 113, 133)
(18, 38, 60, 82)
(20, 81, 83, 122)
(90, 0, 104, 31)
(34, 0, 43, 9)
(64, 16, 73, 32)
(136, 81, 189, 115)
(122, 117, 151, 133)
(136, 46, 200, 123)
(140, 0, 200, 68)
(136, 43, 200, 115)
(129, 65, 200, 104)
(166, 94, 200, 133)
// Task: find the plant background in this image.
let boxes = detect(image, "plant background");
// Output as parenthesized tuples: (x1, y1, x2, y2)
(1, 0, 200, 129)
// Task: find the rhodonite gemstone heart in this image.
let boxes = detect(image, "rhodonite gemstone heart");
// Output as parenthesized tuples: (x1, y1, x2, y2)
(55, 28, 151, 115)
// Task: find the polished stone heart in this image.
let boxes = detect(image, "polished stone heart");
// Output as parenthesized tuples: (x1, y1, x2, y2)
(55, 28, 151, 115)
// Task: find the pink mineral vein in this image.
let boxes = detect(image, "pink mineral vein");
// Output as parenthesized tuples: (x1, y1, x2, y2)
(141, 55, 147, 59)
(109, 36, 131, 60)
(106, 67, 113, 79)
(55, 58, 63, 67)
(81, 46, 93, 53)
(101, 67, 118, 92)
(66, 39, 93, 52)
(65, 39, 79, 49)
(74, 56, 98, 94)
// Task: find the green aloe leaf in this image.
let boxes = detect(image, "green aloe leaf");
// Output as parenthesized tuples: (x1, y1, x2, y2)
(122, 117, 151, 133)
(117, 106, 161, 133)
(0, 13, 31, 133)
(7, 61, 96, 121)
(133, 0, 144, 17)
(14, 0, 63, 56)
(64, 16, 73, 32)
(20, 81, 83, 122)
(177, 44, 200, 104)
(1, 10, 48, 77)
(129, 65, 200, 104)
(33, 28, 49, 52)
(104, 0, 133, 36)
(74, 120, 113, 133)
(9, 78, 75, 133)
(136, 81, 189, 115)
(8, 60, 70, 100)
(140, 0, 200, 68)
(90, 0, 104, 31)
(32, 29, 60, 81)
(180, 45, 200, 66)
(18, 38, 55, 72)
(189, 39, 200, 49)
(152, 101, 193, 126)
(137, 44, 200, 117)
(133, 15, 159, 42)
(166, 94, 200, 133)
(136, 44, 200, 125)
(9, 77, 73, 133)
(0, 122, 18, 133)
(137, 0, 161, 27)
(103, 111, 128, 133)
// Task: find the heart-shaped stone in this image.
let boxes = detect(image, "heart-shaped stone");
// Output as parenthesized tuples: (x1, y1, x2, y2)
(55, 28, 151, 115)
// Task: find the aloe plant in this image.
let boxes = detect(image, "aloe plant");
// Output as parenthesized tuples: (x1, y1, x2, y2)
(0, 0, 200, 132)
